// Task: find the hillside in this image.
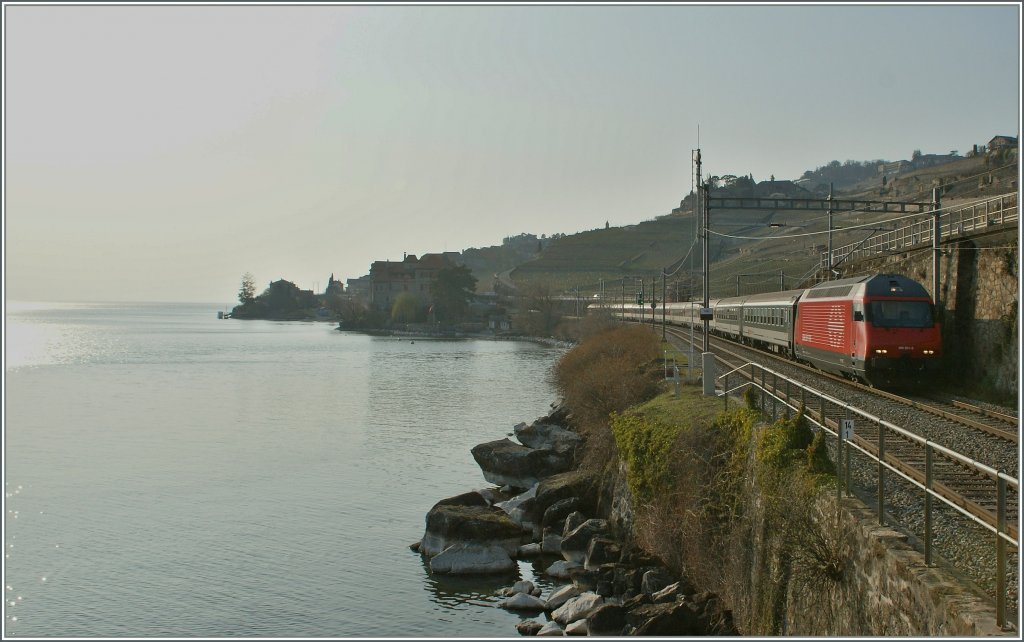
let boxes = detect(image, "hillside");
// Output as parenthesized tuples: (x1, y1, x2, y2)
(500, 148, 1018, 300)
(508, 216, 714, 297)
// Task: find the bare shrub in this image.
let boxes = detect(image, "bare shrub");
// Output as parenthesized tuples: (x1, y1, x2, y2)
(553, 325, 662, 432)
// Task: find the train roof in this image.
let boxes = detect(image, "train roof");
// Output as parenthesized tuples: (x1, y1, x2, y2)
(803, 274, 930, 299)
(735, 290, 803, 306)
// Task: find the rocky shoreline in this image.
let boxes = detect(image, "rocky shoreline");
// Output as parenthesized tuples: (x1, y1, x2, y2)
(411, 403, 737, 636)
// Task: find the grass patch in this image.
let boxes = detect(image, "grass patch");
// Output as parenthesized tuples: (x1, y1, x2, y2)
(610, 389, 732, 502)
(658, 341, 693, 368)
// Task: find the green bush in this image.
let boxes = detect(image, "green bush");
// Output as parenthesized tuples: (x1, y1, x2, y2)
(806, 429, 835, 476)
(743, 385, 761, 410)
(610, 412, 685, 501)
(757, 406, 814, 469)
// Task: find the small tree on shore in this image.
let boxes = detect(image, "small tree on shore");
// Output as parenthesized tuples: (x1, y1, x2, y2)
(391, 292, 423, 323)
(239, 272, 256, 305)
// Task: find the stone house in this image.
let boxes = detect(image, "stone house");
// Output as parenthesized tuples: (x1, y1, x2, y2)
(987, 135, 1017, 150)
(368, 253, 460, 312)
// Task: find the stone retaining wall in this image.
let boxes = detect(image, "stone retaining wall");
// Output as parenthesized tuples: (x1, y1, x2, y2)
(782, 496, 1006, 636)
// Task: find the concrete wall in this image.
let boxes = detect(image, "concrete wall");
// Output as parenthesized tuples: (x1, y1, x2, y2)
(838, 226, 1018, 397)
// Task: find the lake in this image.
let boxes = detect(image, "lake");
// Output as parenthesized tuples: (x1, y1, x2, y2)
(3, 302, 566, 637)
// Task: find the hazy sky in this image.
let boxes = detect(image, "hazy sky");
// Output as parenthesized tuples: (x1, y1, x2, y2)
(3, 3, 1020, 303)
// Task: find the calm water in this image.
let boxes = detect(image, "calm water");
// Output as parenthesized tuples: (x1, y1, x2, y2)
(3, 302, 566, 637)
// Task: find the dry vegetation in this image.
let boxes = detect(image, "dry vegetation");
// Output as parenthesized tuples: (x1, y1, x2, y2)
(552, 324, 663, 467)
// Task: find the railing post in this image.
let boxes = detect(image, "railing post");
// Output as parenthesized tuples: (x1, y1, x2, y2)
(996, 473, 1007, 629)
(842, 405, 850, 496)
(925, 444, 933, 565)
(772, 373, 778, 421)
(761, 368, 766, 412)
(723, 373, 729, 411)
(877, 420, 886, 525)
(837, 410, 844, 504)
(785, 379, 791, 419)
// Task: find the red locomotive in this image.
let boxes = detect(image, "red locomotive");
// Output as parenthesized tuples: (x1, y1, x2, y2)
(793, 274, 942, 386)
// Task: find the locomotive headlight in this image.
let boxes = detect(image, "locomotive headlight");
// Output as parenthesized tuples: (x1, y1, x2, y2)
(923, 349, 935, 355)
(874, 349, 888, 354)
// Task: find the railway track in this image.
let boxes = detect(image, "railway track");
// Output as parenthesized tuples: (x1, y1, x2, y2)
(665, 326, 1017, 470)
(661, 324, 1019, 623)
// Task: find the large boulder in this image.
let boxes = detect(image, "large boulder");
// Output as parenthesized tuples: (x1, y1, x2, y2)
(499, 592, 547, 612)
(420, 500, 523, 558)
(429, 542, 517, 574)
(560, 519, 609, 563)
(542, 401, 571, 426)
(541, 529, 563, 554)
(545, 559, 583, 579)
(541, 497, 581, 531)
(551, 592, 604, 626)
(562, 512, 587, 537)
(588, 604, 628, 636)
(584, 537, 621, 570)
(534, 471, 598, 517)
(514, 422, 583, 455)
(471, 439, 574, 490)
(544, 584, 581, 611)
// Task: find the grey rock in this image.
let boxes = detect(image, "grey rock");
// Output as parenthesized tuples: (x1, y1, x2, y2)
(541, 497, 581, 530)
(514, 422, 583, 454)
(541, 529, 564, 554)
(500, 592, 547, 612)
(630, 601, 702, 636)
(495, 483, 540, 530)
(584, 537, 621, 570)
(428, 542, 516, 574)
(652, 580, 684, 604)
(552, 592, 604, 625)
(534, 471, 597, 517)
(515, 620, 544, 636)
(640, 567, 673, 595)
(545, 559, 583, 579)
(561, 511, 587, 537)
(588, 604, 628, 636)
(545, 584, 581, 611)
(420, 501, 523, 558)
(471, 439, 574, 490)
(517, 542, 542, 558)
(567, 566, 598, 592)
(561, 519, 609, 563)
(564, 619, 588, 635)
(536, 620, 565, 636)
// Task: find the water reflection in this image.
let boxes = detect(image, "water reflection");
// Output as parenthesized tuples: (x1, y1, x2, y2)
(416, 552, 568, 611)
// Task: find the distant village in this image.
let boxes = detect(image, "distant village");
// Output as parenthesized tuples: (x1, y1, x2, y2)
(230, 235, 552, 332)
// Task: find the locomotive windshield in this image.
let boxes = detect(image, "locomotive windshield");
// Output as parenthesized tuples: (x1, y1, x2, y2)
(867, 300, 933, 328)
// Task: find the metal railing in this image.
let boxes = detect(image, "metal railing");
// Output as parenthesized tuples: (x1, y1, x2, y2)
(826, 193, 1018, 267)
(718, 361, 1019, 629)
